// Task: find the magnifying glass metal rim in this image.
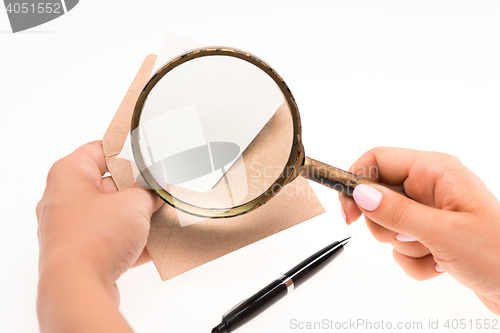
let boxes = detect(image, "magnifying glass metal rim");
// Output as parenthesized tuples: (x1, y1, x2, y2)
(131, 47, 305, 218)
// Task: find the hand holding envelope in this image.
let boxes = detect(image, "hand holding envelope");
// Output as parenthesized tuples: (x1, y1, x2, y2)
(102, 54, 325, 280)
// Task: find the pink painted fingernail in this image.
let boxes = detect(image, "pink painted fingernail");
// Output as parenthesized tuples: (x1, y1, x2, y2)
(353, 185, 383, 211)
(396, 233, 417, 242)
(340, 205, 347, 223)
(435, 263, 445, 273)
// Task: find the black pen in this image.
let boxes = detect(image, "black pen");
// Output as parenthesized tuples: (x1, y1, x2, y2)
(212, 237, 351, 333)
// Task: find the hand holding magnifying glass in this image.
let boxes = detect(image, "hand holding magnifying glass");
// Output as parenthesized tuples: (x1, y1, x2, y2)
(131, 47, 407, 218)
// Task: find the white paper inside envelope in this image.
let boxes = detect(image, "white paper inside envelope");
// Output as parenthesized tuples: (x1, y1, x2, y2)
(139, 104, 223, 193)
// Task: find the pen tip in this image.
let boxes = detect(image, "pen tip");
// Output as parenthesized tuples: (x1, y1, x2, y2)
(339, 237, 351, 247)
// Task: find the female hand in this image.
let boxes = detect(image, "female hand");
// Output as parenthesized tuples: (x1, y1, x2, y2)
(36, 141, 162, 332)
(339, 147, 500, 315)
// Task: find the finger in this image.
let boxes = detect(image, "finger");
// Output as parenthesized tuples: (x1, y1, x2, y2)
(342, 147, 413, 223)
(392, 250, 443, 281)
(132, 248, 152, 268)
(120, 184, 164, 216)
(101, 176, 118, 193)
(54, 141, 109, 194)
(348, 147, 466, 206)
(73, 141, 108, 176)
(353, 184, 454, 245)
(391, 241, 432, 258)
(339, 193, 362, 224)
(348, 147, 426, 185)
(154, 196, 165, 212)
(365, 215, 431, 258)
(364, 216, 397, 243)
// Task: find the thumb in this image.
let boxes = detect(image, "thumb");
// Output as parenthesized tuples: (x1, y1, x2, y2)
(120, 184, 164, 216)
(352, 184, 451, 244)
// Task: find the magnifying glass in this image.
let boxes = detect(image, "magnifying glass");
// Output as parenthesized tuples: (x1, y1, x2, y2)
(131, 47, 404, 219)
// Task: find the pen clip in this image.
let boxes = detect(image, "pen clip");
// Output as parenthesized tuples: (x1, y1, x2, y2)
(223, 297, 249, 318)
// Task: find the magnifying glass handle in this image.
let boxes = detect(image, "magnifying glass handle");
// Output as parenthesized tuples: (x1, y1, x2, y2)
(299, 156, 408, 198)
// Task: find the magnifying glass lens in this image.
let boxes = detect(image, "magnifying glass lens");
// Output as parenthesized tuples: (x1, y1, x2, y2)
(134, 55, 294, 212)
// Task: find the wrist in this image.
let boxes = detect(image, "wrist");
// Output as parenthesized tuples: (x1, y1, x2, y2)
(37, 254, 127, 333)
(38, 246, 117, 295)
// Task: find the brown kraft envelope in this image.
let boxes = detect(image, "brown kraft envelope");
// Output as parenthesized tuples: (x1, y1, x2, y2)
(102, 54, 325, 281)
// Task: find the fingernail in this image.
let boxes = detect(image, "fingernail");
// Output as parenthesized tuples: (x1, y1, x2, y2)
(340, 205, 347, 223)
(435, 263, 445, 273)
(340, 205, 347, 222)
(353, 185, 383, 211)
(396, 233, 417, 242)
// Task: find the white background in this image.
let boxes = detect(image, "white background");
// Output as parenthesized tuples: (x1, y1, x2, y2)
(1, 1, 499, 332)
